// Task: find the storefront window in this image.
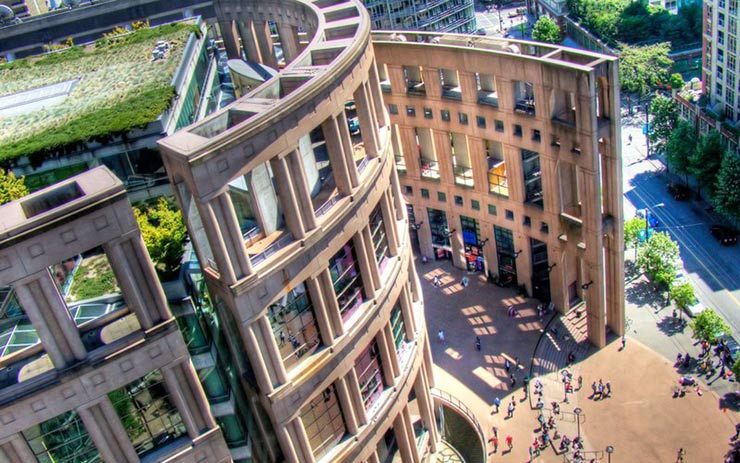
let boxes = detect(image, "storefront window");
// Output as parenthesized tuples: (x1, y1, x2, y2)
(461, 216, 484, 272)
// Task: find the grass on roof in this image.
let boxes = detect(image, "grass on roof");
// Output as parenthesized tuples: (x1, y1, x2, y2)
(0, 22, 199, 163)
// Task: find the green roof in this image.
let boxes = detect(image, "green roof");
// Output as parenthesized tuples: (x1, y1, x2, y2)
(0, 21, 200, 162)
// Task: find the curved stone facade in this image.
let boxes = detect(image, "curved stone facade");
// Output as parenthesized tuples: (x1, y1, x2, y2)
(159, 1, 439, 462)
(371, 32, 624, 347)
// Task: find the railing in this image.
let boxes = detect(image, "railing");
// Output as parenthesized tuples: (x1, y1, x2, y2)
(407, 81, 427, 96)
(515, 100, 536, 116)
(357, 156, 370, 173)
(250, 233, 294, 267)
(315, 195, 341, 217)
(441, 86, 462, 100)
(431, 388, 486, 463)
(452, 165, 473, 188)
(563, 449, 605, 462)
(420, 159, 440, 181)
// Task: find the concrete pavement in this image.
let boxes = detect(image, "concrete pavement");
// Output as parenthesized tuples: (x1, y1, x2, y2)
(421, 259, 739, 462)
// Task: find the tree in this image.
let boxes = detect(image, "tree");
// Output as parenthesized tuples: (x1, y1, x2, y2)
(665, 120, 697, 184)
(712, 153, 740, 220)
(648, 95, 678, 156)
(532, 16, 562, 43)
(624, 216, 647, 250)
(0, 168, 28, 205)
(619, 42, 672, 112)
(669, 282, 695, 318)
(733, 358, 740, 383)
(134, 197, 187, 278)
(690, 130, 725, 197)
(637, 231, 679, 288)
(689, 308, 731, 344)
(669, 73, 684, 92)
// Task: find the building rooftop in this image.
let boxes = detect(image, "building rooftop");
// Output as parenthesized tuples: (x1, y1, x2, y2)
(0, 19, 198, 161)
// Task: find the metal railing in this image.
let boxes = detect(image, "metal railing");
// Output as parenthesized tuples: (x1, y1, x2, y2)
(250, 233, 294, 267)
(315, 194, 341, 217)
(357, 156, 370, 173)
(431, 388, 486, 463)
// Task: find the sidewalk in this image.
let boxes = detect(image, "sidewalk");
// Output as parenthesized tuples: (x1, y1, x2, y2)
(420, 259, 739, 462)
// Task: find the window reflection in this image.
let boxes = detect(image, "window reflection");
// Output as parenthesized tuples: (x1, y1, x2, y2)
(108, 370, 187, 458)
(268, 283, 322, 369)
(300, 384, 347, 459)
(23, 410, 101, 463)
(329, 242, 366, 322)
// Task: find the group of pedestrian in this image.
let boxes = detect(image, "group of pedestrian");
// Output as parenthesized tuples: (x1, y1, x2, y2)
(487, 426, 514, 455)
(589, 378, 612, 400)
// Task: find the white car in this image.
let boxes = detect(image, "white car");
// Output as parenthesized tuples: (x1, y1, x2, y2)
(673, 270, 706, 317)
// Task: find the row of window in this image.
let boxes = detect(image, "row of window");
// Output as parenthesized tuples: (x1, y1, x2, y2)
(301, 303, 410, 460)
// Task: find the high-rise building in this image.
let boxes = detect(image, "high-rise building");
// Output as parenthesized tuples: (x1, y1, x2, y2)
(703, 0, 740, 122)
(363, 0, 476, 33)
(373, 32, 624, 347)
(0, 167, 231, 462)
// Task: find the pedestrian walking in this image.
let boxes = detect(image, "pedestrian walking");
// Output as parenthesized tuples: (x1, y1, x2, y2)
(676, 447, 686, 462)
(506, 435, 513, 450)
(577, 375, 583, 390)
(598, 379, 604, 398)
(606, 381, 612, 397)
(475, 336, 481, 351)
(536, 397, 544, 409)
(507, 401, 515, 418)
(438, 329, 445, 343)
(492, 426, 498, 439)
(515, 357, 520, 369)
(505, 358, 511, 372)
(432, 275, 440, 287)
(621, 335, 626, 350)
(591, 381, 598, 399)
(628, 134, 633, 144)
(461, 275, 469, 287)
(491, 436, 499, 453)
(510, 373, 516, 387)
(493, 396, 501, 413)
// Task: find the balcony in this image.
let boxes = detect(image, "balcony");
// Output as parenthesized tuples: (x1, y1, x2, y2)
(477, 90, 499, 108)
(514, 99, 536, 116)
(420, 159, 441, 181)
(442, 85, 462, 101)
(407, 81, 426, 97)
(247, 230, 295, 267)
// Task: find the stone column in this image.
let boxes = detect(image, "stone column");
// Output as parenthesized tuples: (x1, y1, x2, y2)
(414, 372, 438, 452)
(321, 116, 354, 195)
(317, 268, 345, 336)
(354, 82, 380, 157)
(256, 315, 288, 384)
(335, 376, 359, 434)
(78, 398, 139, 463)
(401, 405, 421, 462)
(255, 21, 278, 69)
(104, 233, 170, 327)
(163, 361, 218, 436)
(305, 276, 336, 345)
(290, 417, 316, 463)
(287, 149, 318, 231)
(398, 125, 420, 179)
(275, 425, 300, 463)
(270, 155, 307, 239)
(336, 111, 361, 188)
(360, 227, 382, 291)
(14, 270, 85, 366)
(194, 198, 241, 285)
(346, 367, 368, 425)
(211, 192, 253, 278)
(469, 137, 489, 195)
(383, 324, 401, 374)
(242, 322, 275, 393)
(381, 192, 400, 256)
(369, 60, 389, 127)
(513, 233, 531, 295)
(376, 327, 399, 382)
(0, 434, 38, 463)
(399, 285, 417, 337)
(237, 19, 261, 62)
(218, 20, 240, 60)
(277, 23, 300, 63)
(352, 232, 377, 298)
(393, 407, 419, 463)
(390, 165, 406, 221)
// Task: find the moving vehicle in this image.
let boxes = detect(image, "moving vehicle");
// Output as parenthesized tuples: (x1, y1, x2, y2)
(710, 224, 738, 246)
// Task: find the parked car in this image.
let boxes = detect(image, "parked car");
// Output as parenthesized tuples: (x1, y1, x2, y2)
(636, 209, 659, 228)
(710, 224, 738, 246)
(667, 183, 691, 201)
(717, 334, 740, 363)
(476, 28, 487, 36)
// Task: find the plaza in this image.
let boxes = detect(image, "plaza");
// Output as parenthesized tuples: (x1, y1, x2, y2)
(421, 259, 738, 462)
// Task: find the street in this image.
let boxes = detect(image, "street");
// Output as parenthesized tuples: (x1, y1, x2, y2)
(473, 1, 531, 38)
(621, 109, 740, 337)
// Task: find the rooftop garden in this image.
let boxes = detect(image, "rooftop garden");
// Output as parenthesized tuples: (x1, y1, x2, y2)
(0, 21, 200, 164)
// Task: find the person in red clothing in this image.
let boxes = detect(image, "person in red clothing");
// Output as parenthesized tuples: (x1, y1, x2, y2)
(506, 435, 513, 450)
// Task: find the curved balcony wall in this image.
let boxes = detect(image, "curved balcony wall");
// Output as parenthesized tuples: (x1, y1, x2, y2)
(159, 1, 440, 461)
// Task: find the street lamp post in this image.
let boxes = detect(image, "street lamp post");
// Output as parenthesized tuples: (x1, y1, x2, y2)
(643, 203, 665, 245)
(606, 445, 615, 463)
(573, 407, 583, 441)
(645, 101, 650, 157)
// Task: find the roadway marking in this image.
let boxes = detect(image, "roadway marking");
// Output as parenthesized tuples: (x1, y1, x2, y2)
(629, 185, 740, 330)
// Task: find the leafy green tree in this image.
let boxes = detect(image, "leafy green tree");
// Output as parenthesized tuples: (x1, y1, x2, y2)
(134, 197, 187, 278)
(669, 73, 685, 92)
(648, 95, 678, 156)
(0, 168, 28, 205)
(637, 231, 679, 288)
(712, 152, 740, 219)
(532, 16, 562, 43)
(690, 130, 725, 197)
(619, 42, 672, 112)
(669, 282, 695, 318)
(624, 216, 647, 250)
(689, 308, 731, 344)
(665, 120, 697, 184)
(733, 358, 740, 383)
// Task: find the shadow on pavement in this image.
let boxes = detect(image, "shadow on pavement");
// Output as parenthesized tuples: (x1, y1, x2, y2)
(625, 279, 665, 311)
